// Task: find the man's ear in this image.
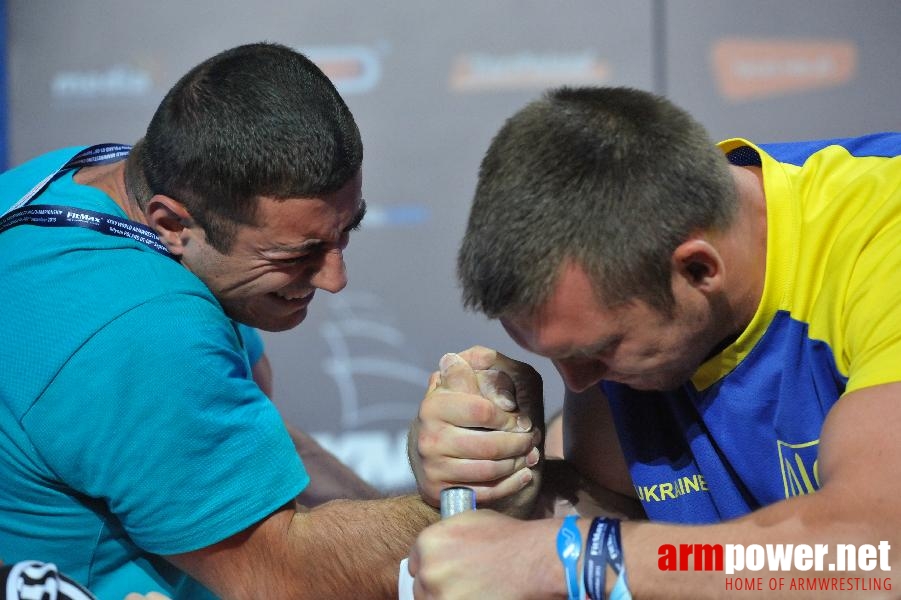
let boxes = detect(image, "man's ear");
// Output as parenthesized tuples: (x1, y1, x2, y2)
(671, 239, 725, 293)
(145, 195, 195, 257)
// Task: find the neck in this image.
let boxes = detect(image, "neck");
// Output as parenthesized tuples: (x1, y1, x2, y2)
(722, 165, 768, 334)
(73, 160, 147, 225)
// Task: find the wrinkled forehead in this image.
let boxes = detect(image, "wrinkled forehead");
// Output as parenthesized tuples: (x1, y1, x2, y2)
(498, 261, 626, 359)
(239, 183, 365, 251)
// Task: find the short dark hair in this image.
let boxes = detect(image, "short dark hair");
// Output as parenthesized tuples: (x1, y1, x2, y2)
(458, 86, 738, 317)
(131, 42, 362, 252)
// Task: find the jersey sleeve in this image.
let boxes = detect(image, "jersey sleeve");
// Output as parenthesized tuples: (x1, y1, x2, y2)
(21, 294, 309, 555)
(843, 218, 901, 393)
(236, 322, 265, 367)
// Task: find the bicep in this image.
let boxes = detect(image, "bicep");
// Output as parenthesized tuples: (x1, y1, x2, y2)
(286, 423, 382, 504)
(544, 408, 564, 459)
(251, 353, 274, 398)
(819, 381, 901, 503)
(563, 385, 635, 498)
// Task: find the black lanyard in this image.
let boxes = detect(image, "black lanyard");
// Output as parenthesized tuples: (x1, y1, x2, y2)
(0, 144, 174, 259)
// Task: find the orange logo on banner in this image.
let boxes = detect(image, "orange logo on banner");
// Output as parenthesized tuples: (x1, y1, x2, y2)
(712, 38, 857, 101)
(319, 59, 363, 80)
(302, 46, 381, 95)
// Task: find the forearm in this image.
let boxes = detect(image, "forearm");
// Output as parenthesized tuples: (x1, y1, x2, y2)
(288, 495, 439, 598)
(618, 488, 898, 599)
(531, 458, 645, 520)
(288, 424, 382, 504)
(172, 495, 440, 600)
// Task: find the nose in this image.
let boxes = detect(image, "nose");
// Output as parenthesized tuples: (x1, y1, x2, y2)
(553, 357, 607, 393)
(310, 249, 348, 293)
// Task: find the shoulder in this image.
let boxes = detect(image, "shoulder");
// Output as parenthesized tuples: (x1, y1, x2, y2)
(0, 147, 87, 209)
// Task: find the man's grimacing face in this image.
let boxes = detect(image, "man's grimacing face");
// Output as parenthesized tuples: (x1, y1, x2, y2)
(180, 171, 365, 332)
(500, 261, 722, 393)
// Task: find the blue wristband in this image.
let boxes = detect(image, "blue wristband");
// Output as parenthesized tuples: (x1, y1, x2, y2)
(609, 570, 632, 600)
(584, 518, 632, 600)
(605, 520, 631, 599)
(584, 517, 612, 600)
(556, 515, 583, 600)
(605, 519, 624, 574)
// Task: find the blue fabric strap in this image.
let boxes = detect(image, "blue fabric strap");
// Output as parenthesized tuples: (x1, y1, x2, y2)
(0, 204, 173, 258)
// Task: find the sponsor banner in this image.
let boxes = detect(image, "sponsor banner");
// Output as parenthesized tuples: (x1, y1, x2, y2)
(301, 45, 383, 95)
(50, 59, 162, 107)
(712, 38, 857, 102)
(449, 50, 611, 93)
(363, 204, 429, 228)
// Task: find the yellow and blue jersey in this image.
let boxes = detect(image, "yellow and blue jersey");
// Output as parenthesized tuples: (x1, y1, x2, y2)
(604, 133, 901, 523)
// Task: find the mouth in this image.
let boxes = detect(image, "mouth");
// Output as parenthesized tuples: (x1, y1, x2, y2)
(271, 290, 315, 306)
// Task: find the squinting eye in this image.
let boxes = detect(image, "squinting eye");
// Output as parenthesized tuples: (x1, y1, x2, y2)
(272, 255, 308, 265)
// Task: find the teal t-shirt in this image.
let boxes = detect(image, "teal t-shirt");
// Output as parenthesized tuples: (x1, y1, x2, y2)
(237, 324, 265, 367)
(0, 148, 309, 599)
